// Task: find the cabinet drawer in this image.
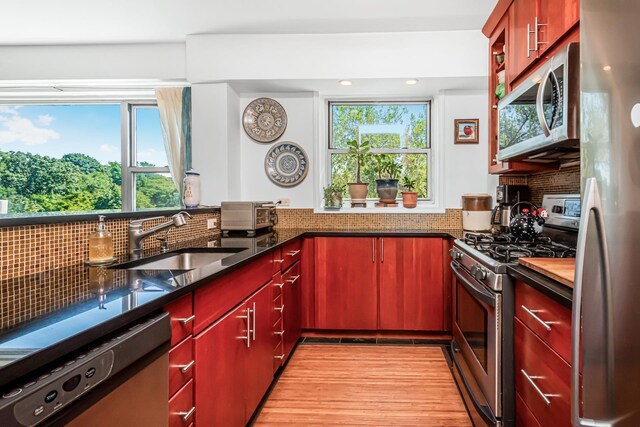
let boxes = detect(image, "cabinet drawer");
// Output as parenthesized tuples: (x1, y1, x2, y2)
(272, 317, 283, 352)
(271, 271, 283, 300)
(516, 391, 542, 427)
(169, 379, 195, 427)
(273, 341, 284, 373)
(272, 294, 284, 326)
(282, 262, 301, 289)
(169, 336, 194, 398)
(164, 294, 194, 347)
(515, 318, 571, 427)
(281, 239, 301, 271)
(272, 247, 283, 274)
(515, 280, 572, 363)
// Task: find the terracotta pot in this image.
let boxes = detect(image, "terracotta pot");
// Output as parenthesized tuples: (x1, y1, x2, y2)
(376, 179, 398, 203)
(348, 183, 369, 203)
(402, 191, 418, 208)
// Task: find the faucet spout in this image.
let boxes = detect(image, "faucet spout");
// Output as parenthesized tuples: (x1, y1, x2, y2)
(128, 212, 191, 255)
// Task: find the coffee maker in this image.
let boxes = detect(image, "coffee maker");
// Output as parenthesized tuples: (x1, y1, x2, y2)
(491, 185, 530, 232)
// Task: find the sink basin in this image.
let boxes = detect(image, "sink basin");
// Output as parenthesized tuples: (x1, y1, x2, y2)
(111, 247, 248, 271)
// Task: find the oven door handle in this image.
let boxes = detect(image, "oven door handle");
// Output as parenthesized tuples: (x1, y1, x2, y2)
(451, 261, 497, 308)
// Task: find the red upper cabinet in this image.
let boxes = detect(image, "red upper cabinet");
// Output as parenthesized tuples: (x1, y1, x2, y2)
(538, 0, 579, 54)
(314, 237, 378, 330)
(508, 0, 539, 83)
(379, 238, 444, 331)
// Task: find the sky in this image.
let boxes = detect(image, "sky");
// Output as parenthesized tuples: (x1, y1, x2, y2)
(0, 104, 168, 167)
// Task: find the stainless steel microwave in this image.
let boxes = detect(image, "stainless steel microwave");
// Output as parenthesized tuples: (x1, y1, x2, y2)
(221, 201, 277, 236)
(497, 43, 580, 161)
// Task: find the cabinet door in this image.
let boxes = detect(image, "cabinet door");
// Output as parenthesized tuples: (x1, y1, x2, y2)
(379, 238, 444, 330)
(282, 261, 302, 359)
(244, 283, 276, 419)
(538, 0, 579, 52)
(194, 302, 250, 427)
(314, 237, 378, 329)
(509, 0, 538, 83)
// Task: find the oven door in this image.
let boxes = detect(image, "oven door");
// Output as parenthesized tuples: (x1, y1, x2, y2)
(451, 261, 501, 424)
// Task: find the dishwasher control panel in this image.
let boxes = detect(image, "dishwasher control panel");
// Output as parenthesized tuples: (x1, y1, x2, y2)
(0, 312, 170, 427)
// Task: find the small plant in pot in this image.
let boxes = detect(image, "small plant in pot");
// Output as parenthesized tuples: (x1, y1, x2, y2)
(374, 155, 402, 203)
(346, 139, 372, 204)
(401, 175, 418, 209)
(323, 183, 344, 210)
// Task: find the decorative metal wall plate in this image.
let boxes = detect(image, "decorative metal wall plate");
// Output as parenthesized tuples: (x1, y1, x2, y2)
(243, 98, 287, 143)
(264, 142, 309, 187)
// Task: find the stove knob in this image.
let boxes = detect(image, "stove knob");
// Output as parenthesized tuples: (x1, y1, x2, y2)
(449, 249, 463, 260)
(473, 266, 488, 281)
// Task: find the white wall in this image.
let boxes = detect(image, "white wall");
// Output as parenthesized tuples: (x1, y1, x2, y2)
(0, 43, 186, 80)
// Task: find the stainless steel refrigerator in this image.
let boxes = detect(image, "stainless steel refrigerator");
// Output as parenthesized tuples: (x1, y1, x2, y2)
(575, 1, 640, 426)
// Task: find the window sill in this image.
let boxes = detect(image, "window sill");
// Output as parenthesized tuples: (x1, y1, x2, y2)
(312, 203, 446, 214)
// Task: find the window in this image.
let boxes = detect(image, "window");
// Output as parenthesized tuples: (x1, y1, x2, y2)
(0, 102, 180, 214)
(328, 101, 431, 200)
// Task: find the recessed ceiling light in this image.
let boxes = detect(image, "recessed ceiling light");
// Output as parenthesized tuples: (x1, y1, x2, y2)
(339, 80, 352, 86)
(603, 65, 612, 71)
(405, 79, 419, 85)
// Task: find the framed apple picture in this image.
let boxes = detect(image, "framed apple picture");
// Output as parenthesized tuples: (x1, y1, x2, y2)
(454, 119, 479, 144)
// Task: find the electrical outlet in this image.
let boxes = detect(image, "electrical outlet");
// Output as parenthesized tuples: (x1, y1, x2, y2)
(277, 198, 290, 207)
(207, 218, 218, 229)
(207, 240, 218, 248)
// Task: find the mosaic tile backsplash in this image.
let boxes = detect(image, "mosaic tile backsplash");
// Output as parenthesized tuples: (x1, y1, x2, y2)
(274, 208, 463, 230)
(0, 211, 220, 281)
(499, 165, 581, 206)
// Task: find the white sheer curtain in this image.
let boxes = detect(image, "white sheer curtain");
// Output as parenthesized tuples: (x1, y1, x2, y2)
(155, 87, 191, 203)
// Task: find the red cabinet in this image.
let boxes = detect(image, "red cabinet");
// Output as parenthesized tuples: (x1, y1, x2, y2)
(509, 0, 539, 83)
(282, 262, 302, 360)
(194, 282, 274, 426)
(378, 238, 444, 331)
(538, 0, 579, 54)
(314, 237, 379, 330)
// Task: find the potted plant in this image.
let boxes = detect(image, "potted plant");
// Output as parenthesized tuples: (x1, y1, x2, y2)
(346, 139, 371, 203)
(401, 175, 418, 208)
(374, 155, 402, 203)
(323, 183, 344, 210)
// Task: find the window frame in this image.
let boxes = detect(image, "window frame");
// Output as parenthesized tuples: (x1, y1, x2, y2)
(326, 99, 433, 202)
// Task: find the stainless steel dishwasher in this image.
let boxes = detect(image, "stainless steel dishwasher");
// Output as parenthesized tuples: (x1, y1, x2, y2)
(0, 313, 171, 427)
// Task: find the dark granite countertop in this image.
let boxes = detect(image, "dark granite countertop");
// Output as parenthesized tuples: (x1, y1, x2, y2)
(508, 264, 573, 308)
(0, 228, 458, 389)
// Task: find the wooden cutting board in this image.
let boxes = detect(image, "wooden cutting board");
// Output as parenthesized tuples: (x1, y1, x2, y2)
(518, 258, 575, 288)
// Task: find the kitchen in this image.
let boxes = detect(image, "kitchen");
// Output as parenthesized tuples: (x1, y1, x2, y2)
(0, 0, 636, 426)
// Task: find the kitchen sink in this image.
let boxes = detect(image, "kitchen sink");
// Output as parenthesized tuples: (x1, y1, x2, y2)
(111, 247, 248, 271)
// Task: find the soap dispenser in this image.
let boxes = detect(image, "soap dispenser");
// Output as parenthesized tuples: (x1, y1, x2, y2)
(88, 215, 114, 264)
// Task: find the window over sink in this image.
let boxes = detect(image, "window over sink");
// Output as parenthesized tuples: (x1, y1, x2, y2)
(327, 101, 431, 201)
(0, 102, 181, 215)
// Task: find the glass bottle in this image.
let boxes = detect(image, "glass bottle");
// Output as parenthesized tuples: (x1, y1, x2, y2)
(88, 215, 114, 263)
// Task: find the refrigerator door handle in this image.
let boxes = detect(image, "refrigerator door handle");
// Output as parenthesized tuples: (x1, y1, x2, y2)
(572, 177, 615, 427)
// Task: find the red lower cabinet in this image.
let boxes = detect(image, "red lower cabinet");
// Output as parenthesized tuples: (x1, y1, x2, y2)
(194, 282, 275, 427)
(282, 262, 302, 361)
(169, 380, 195, 427)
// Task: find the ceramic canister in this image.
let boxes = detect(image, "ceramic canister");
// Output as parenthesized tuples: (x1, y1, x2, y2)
(461, 194, 493, 232)
(183, 170, 201, 208)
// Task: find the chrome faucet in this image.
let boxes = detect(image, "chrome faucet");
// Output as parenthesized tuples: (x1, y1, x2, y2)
(128, 211, 192, 256)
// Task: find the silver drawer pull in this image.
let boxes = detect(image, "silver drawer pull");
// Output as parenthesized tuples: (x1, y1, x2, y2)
(274, 354, 285, 360)
(521, 369, 553, 405)
(273, 259, 284, 263)
(275, 330, 285, 336)
(521, 305, 552, 331)
(287, 250, 300, 256)
(275, 305, 285, 312)
(179, 360, 195, 373)
(178, 315, 195, 325)
(286, 275, 300, 284)
(274, 283, 284, 289)
(178, 407, 196, 423)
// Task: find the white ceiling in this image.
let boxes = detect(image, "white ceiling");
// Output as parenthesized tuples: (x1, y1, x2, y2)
(1, 0, 498, 45)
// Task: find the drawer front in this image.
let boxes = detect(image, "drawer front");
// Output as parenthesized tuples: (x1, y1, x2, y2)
(271, 271, 283, 300)
(272, 247, 283, 274)
(164, 294, 194, 347)
(272, 317, 284, 353)
(281, 239, 301, 271)
(272, 294, 283, 326)
(515, 318, 571, 427)
(169, 379, 195, 427)
(169, 336, 194, 398)
(273, 341, 284, 373)
(516, 391, 542, 427)
(515, 280, 572, 363)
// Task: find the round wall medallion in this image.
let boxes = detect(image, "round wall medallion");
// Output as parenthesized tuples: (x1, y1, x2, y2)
(264, 142, 309, 187)
(242, 98, 287, 143)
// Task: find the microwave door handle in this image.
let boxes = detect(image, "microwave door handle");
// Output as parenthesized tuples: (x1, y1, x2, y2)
(572, 178, 615, 427)
(536, 67, 553, 137)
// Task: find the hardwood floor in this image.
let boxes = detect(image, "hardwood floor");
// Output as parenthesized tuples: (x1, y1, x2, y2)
(254, 344, 472, 426)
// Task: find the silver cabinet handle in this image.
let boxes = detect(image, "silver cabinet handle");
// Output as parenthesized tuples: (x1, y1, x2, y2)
(179, 360, 195, 373)
(521, 369, 552, 406)
(286, 250, 300, 256)
(178, 407, 196, 423)
(381, 238, 384, 263)
(286, 275, 300, 284)
(274, 282, 284, 289)
(534, 16, 547, 50)
(252, 302, 256, 341)
(238, 308, 251, 348)
(372, 239, 375, 263)
(178, 315, 195, 325)
(274, 354, 285, 360)
(275, 330, 284, 336)
(521, 305, 552, 331)
(273, 259, 284, 264)
(275, 305, 285, 312)
(527, 23, 532, 58)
